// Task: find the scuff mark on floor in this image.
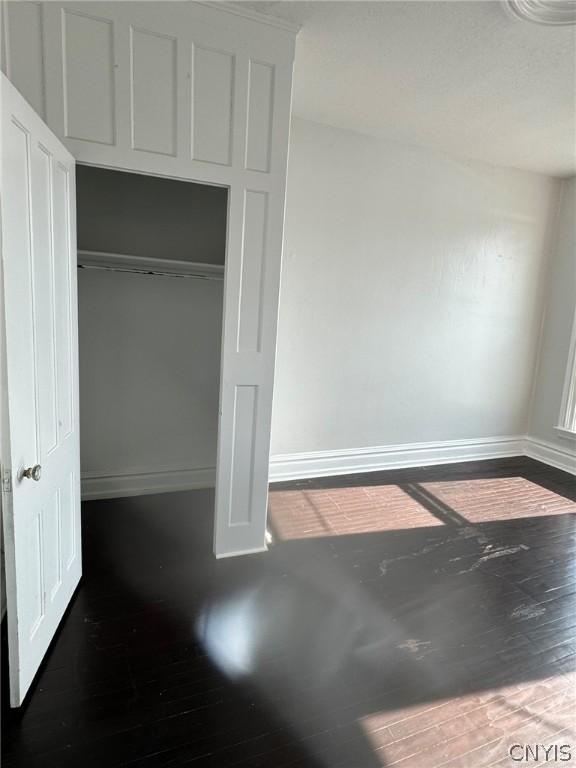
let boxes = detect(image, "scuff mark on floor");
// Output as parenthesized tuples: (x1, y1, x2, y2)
(398, 638, 432, 659)
(510, 603, 546, 620)
(459, 544, 529, 574)
(378, 538, 450, 576)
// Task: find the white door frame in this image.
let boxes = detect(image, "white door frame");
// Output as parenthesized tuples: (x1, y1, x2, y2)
(74, 158, 233, 549)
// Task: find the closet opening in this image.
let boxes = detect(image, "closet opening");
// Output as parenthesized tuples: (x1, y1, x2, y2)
(76, 164, 228, 522)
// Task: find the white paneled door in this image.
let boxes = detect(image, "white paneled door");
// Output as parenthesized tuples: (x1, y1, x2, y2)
(1, 73, 82, 707)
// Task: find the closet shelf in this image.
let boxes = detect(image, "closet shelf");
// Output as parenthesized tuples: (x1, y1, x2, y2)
(77, 249, 225, 280)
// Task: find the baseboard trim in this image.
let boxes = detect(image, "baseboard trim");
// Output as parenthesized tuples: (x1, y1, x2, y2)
(81, 466, 216, 500)
(80, 435, 575, 502)
(268, 436, 526, 482)
(523, 437, 576, 475)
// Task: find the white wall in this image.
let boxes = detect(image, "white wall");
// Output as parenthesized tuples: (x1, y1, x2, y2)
(528, 177, 576, 450)
(78, 118, 566, 488)
(77, 165, 228, 264)
(271, 118, 558, 457)
(78, 269, 222, 489)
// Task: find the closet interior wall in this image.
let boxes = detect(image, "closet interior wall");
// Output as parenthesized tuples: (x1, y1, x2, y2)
(77, 166, 228, 499)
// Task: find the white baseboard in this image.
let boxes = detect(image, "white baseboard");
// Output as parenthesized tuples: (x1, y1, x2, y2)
(81, 465, 216, 500)
(80, 435, 575, 502)
(268, 436, 526, 482)
(523, 436, 576, 475)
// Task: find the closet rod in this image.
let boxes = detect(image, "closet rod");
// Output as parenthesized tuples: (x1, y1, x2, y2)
(77, 263, 224, 280)
(77, 249, 225, 281)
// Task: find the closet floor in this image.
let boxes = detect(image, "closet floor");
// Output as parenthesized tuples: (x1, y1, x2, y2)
(2, 457, 576, 767)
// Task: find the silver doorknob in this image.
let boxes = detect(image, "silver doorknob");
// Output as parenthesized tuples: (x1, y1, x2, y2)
(22, 465, 41, 481)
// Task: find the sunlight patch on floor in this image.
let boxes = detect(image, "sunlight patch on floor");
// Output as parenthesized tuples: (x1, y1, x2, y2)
(268, 477, 576, 541)
(268, 485, 444, 540)
(421, 477, 576, 524)
(359, 672, 576, 767)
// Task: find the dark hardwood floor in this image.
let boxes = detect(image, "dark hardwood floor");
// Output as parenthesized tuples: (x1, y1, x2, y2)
(2, 457, 575, 767)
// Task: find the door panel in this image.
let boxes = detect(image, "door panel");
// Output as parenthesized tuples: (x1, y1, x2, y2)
(130, 26, 177, 156)
(245, 60, 274, 172)
(32, 143, 59, 456)
(1, 72, 82, 706)
(62, 8, 116, 145)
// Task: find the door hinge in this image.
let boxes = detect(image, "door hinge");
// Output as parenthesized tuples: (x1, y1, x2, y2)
(2, 468, 12, 494)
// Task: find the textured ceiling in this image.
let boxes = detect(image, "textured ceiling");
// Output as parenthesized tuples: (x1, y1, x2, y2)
(239, 1, 576, 176)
